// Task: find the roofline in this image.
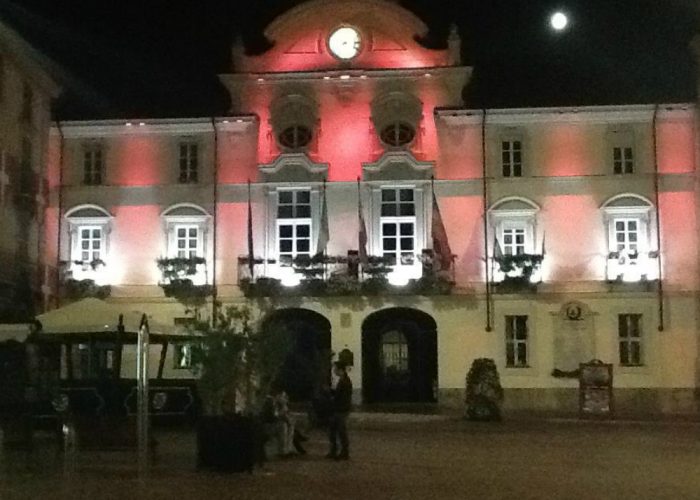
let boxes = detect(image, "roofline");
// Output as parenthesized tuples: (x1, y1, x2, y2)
(435, 103, 695, 125)
(0, 17, 61, 97)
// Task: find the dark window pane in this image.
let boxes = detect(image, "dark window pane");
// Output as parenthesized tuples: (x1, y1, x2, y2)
(296, 225, 310, 237)
(399, 204, 415, 216)
(400, 238, 413, 250)
(279, 225, 293, 238)
(383, 238, 397, 251)
(506, 344, 514, 366)
(280, 241, 292, 252)
(517, 343, 527, 364)
(399, 223, 413, 235)
(399, 189, 413, 202)
(383, 224, 396, 236)
(296, 190, 310, 204)
(382, 190, 396, 202)
(381, 205, 397, 216)
(278, 206, 293, 218)
(279, 191, 293, 204)
(619, 342, 628, 364)
(296, 206, 311, 218)
(297, 240, 310, 252)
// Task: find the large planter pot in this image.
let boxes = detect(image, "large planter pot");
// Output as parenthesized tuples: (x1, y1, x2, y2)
(197, 414, 256, 473)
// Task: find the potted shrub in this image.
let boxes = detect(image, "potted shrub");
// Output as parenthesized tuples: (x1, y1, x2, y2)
(465, 358, 504, 421)
(190, 304, 291, 472)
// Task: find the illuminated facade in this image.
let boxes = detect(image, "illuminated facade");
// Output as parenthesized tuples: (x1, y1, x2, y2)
(0, 20, 60, 321)
(45, 0, 699, 414)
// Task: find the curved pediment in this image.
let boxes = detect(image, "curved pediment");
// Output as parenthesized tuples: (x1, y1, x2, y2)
(260, 153, 329, 183)
(232, 0, 455, 73)
(362, 151, 434, 181)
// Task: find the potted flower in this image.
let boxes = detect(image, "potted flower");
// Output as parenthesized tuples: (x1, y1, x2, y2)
(465, 358, 504, 421)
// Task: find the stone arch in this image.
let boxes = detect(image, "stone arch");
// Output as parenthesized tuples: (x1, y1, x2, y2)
(361, 307, 437, 404)
(261, 308, 332, 401)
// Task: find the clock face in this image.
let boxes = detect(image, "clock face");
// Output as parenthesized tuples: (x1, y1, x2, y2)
(328, 27, 361, 60)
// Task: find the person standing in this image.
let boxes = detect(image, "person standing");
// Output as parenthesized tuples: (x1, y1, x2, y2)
(327, 362, 352, 460)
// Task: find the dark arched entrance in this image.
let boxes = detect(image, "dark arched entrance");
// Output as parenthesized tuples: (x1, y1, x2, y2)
(261, 308, 331, 402)
(362, 308, 437, 404)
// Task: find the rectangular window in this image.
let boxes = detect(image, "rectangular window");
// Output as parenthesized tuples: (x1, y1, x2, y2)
(505, 315, 528, 367)
(83, 146, 103, 185)
(277, 189, 311, 263)
(78, 226, 102, 262)
(502, 227, 526, 256)
(174, 343, 193, 369)
(619, 314, 642, 366)
(380, 188, 416, 265)
(613, 218, 639, 254)
(613, 146, 634, 174)
(175, 225, 200, 258)
(179, 142, 198, 183)
(501, 140, 522, 177)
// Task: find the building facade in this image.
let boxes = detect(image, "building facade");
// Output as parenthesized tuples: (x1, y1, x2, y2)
(45, 0, 698, 415)
(0, 20, 60, 322)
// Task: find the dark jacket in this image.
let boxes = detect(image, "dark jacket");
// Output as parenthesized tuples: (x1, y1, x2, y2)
(332, 374, 353, 413)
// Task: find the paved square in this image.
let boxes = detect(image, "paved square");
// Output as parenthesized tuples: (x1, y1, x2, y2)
(1, 419, 699, 499)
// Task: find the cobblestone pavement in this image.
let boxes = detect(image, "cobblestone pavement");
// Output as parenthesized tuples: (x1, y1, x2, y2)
(1, 419, 699, 500)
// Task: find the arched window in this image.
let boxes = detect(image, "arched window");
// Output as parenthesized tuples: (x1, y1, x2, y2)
(278, 125, 313, 150)
(380, 122, 415, 147)
(601, 194, 657, 282)
(161, 204, 211, 285)
(65, 205, 112, 283)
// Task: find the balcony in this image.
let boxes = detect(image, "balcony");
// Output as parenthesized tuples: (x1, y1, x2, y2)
(491, 253, 544, 293)
(156, 257, 212, 305)
(606, 250, 659, 285)
(60, 259, 111, 300)
(238, 250, 453, 298)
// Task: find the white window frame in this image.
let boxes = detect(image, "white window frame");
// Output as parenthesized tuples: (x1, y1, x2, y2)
(178, 141, 199, 183)
(602, 199, 656, 282)
(613, 146, 634, 175)
(618, 313, 643, 366)
(488, 200, 539, 283)
(65, 206, 112, 284)
(173, 224, 202, 259)
(505, 315, 529, 368)
(373, 185, 425, 286)
(83, 144, 104, 186)
(501, 139, 523, 177)
(276, 188, 313, 263)
(163, 205, 211, 286)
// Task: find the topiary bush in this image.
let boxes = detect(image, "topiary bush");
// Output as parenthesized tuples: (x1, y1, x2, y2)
(465, 358, 504, 421)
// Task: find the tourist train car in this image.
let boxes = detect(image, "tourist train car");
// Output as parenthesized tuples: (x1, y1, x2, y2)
(0, 298, 200, 429)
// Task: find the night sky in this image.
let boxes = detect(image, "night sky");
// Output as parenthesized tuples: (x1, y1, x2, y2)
(0, 0, 697, 119)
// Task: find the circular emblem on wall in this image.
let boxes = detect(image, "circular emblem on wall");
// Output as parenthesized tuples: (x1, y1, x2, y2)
(565, 304, 583, 321)
(328, 26, 361, 60)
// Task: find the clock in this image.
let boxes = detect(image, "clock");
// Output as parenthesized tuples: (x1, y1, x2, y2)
(328, 26, 361, 60)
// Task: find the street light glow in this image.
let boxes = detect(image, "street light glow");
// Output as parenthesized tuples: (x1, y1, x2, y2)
(550, 12, 568, 31)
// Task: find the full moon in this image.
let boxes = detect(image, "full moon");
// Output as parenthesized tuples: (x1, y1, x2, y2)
(550, 12, 568, 31)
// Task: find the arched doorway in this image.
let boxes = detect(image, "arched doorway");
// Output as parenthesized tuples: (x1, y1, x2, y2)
(362, 308, 437, 404)
(261, 308, 331, 402)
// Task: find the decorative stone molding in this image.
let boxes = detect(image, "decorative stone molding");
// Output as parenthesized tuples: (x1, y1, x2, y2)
(362, 151, 433, 181)
(260, 153, 329, 183)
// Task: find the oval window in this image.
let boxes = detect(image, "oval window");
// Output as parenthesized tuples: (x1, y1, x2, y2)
(380, 123, 415, 147)
(278, 125, 313, 150)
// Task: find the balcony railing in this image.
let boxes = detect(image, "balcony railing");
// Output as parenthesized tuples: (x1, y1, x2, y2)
(606, 250, 659, 282)
(237, 249, 454, 297)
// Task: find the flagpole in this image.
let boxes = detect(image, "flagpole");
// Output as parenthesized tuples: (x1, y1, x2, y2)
(322, 178, 327, 281)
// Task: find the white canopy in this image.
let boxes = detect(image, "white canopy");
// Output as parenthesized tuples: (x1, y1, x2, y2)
(34, 298, 179, 336)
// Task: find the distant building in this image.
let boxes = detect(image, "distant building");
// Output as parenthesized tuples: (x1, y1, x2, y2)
(0, 19, 60, 322)
(41, 0, 698, 415)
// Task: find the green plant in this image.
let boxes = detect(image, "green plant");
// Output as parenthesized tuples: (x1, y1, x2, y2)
(157, 256, 206, 281)
(189, 305, 292, 415)
(157, 257, 212, 307)
(465, 358, 504, 421)
(495, 253, 543, 283)
(62, 279, 111, 300)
